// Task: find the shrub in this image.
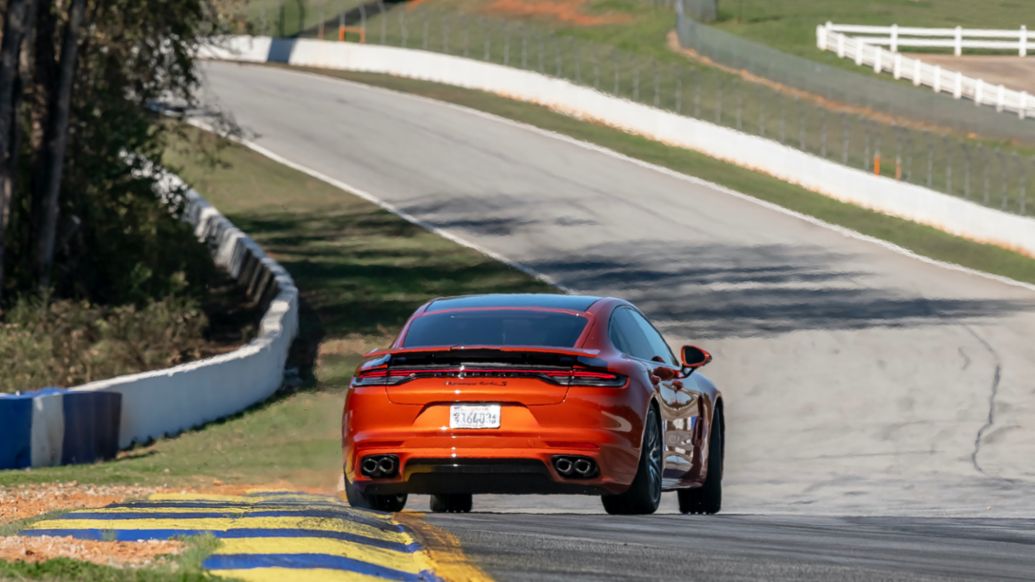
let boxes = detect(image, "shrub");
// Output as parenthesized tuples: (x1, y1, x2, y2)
(0, 296, 208, 393)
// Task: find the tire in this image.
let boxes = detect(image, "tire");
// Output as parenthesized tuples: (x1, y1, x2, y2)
(601, 404, 663, 515)
(429, 493, 473, 513)
(344, 475, 408, 512)
(678, 409, 723, 515)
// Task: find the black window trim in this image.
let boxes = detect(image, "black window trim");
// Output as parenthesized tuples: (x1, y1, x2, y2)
(608, 305, 678, 366)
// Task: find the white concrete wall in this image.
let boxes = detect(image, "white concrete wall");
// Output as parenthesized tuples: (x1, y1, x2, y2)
(203, 35, 1035, 259)
(72, 174, 299, 449)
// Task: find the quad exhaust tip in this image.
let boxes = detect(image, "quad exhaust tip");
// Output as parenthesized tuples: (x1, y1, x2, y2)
(360, 454, 399, 478)
(552, 455, 598, 479)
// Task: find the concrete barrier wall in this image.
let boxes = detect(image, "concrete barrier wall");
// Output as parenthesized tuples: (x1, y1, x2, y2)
(202, 35, 1035, 258)
(1, 388, 122, 468)
(1, 174, 299, 468)
(73, 174, 299, 450)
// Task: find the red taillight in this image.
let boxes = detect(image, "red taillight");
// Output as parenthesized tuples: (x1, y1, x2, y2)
(566, 369, 626, 387)
(350, 366, 626, 387)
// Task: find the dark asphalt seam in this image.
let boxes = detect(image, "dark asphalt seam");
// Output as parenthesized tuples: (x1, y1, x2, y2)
(962, 325, 1004, 478)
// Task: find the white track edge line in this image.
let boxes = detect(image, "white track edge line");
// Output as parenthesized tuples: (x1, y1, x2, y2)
(236, 62, 1035, 296)
(186, 117, 572, 294)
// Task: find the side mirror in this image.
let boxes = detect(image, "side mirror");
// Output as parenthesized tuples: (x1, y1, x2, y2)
(681, 345, 712, 373)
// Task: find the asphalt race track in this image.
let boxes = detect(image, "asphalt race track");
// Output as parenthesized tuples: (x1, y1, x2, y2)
(201, 61, 1035, 579)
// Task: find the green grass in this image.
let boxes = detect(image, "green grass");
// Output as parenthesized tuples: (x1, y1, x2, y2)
(0, 535, 219, 581)
(286, 66, 1035, 285)
(243, 0, 367, 37)
(710, 0, 1035, 62)
(0, 125, 549, 489)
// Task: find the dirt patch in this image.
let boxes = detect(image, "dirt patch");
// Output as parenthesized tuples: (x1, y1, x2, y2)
(0, 536, 184, 567)
(0, 482, 163, 526)
(483, 0, 633, 27)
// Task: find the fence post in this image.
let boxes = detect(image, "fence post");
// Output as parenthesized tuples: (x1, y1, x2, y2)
(840, 114, 848, 162)
(893, 53, 902, 79)
(837, 33, 845, 58)
(998, 151, 1008, 210)
(400, 9, 407, 48)
(522, 31, 528, 69)
(932, 65, 942, 93)
(963, 146, 971, 199)
(817, 23, 828, 50)
(1021, 25, 1028, 57)
(926, 141, 933, 187)
(912, 59, 921, 86)
(953, 72, 963, 99)
(890, 24, 899, 52)
(1021, 157, 1028, 215)
(380, 1, 387, 44)
(503, 27, 510, 65)
(954, 26, 963, 56)
(873, 47, 882, 73)
(675, 74, 683, 114)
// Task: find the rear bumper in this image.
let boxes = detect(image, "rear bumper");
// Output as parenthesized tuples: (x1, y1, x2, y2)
(357, 458, 610, 495)
(343, 386, 648, 496)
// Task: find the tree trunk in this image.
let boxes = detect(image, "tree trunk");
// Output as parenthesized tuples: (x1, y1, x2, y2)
(0, 0, 37, 303)
(34, 0, 85, 291)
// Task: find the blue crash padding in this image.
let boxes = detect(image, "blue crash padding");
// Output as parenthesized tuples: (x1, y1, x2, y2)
(61, 391, 121, 465)
(0, 393, 34, 469)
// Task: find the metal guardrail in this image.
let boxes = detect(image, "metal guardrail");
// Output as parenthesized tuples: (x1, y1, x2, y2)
(817, 24, 1035, 119)
(824, 23, 1033, 56)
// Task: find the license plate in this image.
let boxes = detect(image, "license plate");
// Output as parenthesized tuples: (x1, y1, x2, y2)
(450, 404, 501, 429)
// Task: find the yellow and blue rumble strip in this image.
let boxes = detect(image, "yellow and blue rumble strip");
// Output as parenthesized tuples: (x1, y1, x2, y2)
(21, 491, 444, 581)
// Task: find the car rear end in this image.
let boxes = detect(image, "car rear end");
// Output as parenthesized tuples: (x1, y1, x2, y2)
(342, 306, 645, 496)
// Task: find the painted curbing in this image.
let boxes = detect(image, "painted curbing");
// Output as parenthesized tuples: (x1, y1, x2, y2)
(200, 35, 1035, 259)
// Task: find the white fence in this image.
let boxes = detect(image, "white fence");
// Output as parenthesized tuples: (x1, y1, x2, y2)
(817, 24, 1035, 119)
(201, 36, 1035, 263)
(822, 23, 1033, 56)
(71, 173, 299, 450)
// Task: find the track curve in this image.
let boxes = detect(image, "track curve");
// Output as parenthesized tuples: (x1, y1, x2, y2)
(200, 61, 1035, 578)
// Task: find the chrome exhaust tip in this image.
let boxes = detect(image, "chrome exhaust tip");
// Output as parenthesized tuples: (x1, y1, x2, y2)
(360, 455, 399, 478)
(573, 458, 593, 476)
(554, 457, 574, 476)
(361, 457, 381, 476)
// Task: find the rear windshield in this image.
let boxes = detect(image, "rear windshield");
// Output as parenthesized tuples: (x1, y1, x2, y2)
(402, 310, 588, 348)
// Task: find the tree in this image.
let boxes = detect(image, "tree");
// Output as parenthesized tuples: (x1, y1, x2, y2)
(34, 0, 84, 290)
(0, 0, 233, 306)
(0, 0, 37, 302)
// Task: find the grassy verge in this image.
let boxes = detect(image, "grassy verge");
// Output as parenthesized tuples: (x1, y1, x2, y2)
(708, 0, 1035, 63)
(0, 123, 549, 489)
(287, 66, 1035, 285)
(0, 535, 218, 581)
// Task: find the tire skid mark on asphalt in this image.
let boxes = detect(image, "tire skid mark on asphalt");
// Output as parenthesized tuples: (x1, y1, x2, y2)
(19, 491, 447, 581)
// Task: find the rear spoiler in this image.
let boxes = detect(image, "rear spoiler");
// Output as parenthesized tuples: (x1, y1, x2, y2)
(364, 345, 601, 359)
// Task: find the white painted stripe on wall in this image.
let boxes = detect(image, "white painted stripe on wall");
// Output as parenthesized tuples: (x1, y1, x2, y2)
(30, 394, 64, 467)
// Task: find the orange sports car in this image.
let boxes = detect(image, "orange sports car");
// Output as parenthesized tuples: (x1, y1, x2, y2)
(342, 294, 724, 515)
